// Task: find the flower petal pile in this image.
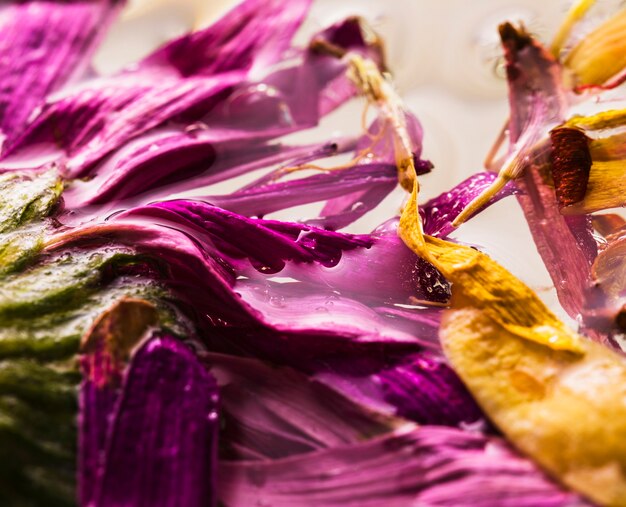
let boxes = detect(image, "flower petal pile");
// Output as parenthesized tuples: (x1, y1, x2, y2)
(1, 1, 625, 506)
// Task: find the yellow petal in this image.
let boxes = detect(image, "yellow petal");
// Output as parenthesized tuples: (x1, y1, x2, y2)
(423, 236, 585, 353)
(562, 158, 626, 214)
(441, 306, 626, 507)
(550, 0, 597, 57)
(565, 7, 626, 86)
(565, 109, 626, 130)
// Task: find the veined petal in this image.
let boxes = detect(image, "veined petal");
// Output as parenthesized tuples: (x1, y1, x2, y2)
(371, 352, 484, 427)
(219, 426, 588, 507)
(85, 335, 220, 507)
(3, 0, 314, 174)
(206, 163, 397, 219)
(203, 352, 400, 460)
(0, 0, 122, 148)
(498, 23, 596, 320)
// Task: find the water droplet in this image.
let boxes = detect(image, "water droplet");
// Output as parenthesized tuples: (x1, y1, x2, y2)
(269, 295, 286, 308)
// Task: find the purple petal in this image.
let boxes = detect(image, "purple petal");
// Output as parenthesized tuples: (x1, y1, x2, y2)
(204, 352, 397, 460)
(40, 17, 387, 213)
(6, 70, 242, 174)
(218, 426, 589, 507)
(516, 168, 595, 319)
(50, 203, 444, 369)
(206, 163, 397, 219)
(92, 335, 219, 507)
(421, 172, 517, 237)
(309, 111, 430, 229)
(0, 0, 121, 147)
(354, 112, 427, 165)
(499, 23, 568, 141)
(62, 127, 331, 209)
(78, 297, 159, 506)
(141, 0, 311, 77)
(3, 0, 313, 173)
(307, 182, 398, 230)
(372, 353, 484, 427)
(79, 378, 120, 506)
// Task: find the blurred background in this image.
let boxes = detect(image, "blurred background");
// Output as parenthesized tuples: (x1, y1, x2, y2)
(92, 0, 609, 322)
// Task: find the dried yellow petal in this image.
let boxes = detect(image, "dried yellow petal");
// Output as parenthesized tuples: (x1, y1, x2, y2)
(565, 8, 626, 86)
(427, 236, 584, 352)
(565, 109, 626, 130)
(550, 0, 597, 57)
(563, 158, 626, 213)
(343, 37, 626, 505)
(398, 177, 583, 353)
(441, 306, 626, 507)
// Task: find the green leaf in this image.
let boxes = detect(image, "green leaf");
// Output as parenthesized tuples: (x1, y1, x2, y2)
(0, 170, 62, 233)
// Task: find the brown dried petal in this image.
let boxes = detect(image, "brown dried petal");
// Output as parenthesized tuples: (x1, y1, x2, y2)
(550, 127, 592, 207)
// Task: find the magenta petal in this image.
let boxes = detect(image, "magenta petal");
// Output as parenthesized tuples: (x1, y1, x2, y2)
(0, 0, 121, 147)
(499, 23, 567, 141)
(421, 172, 517, 237)
(52, 203, 443, 369)
(207, 163, 397, 219)
(219, 426, 589, 507)
(90, 336, 219, 507)
(372, 353, 484, 427)
(307, 183, 398, 230)
(3, 0, 313, 173)
(204, 353, 395, 460)
(142, 0, 312, 77)
(79, 378, 120, 506)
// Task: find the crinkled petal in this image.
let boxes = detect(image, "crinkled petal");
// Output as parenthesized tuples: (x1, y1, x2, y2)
(47, 202, 444, 368)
